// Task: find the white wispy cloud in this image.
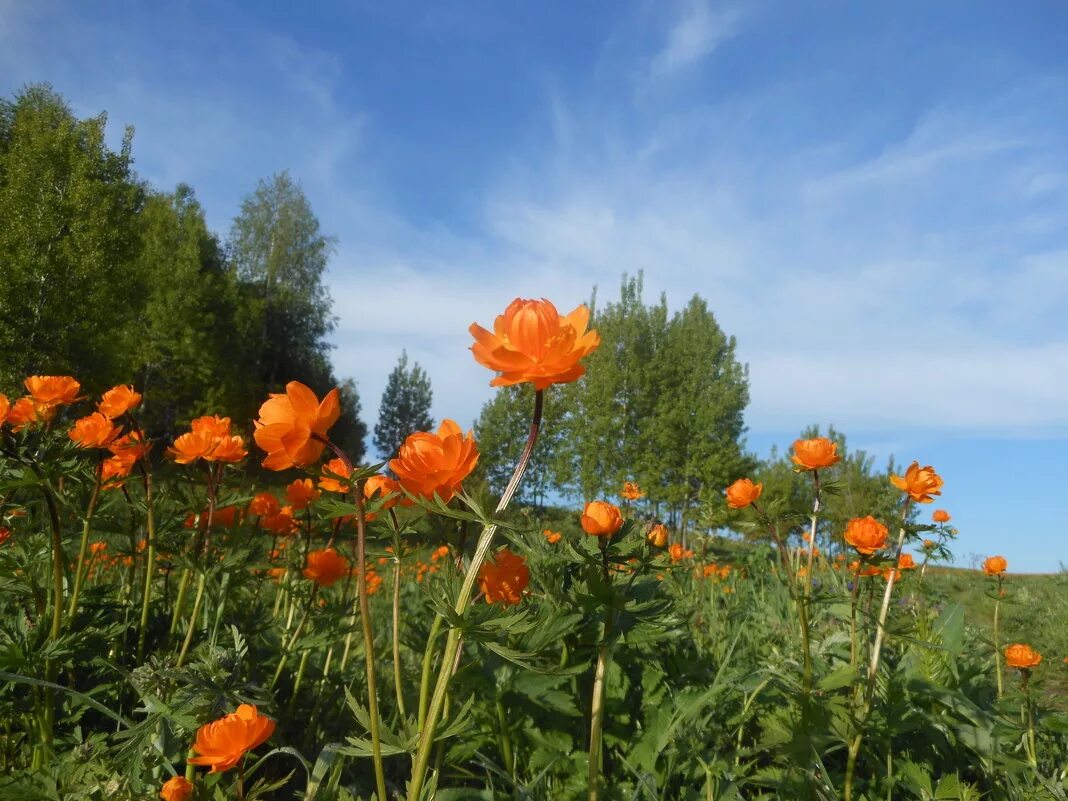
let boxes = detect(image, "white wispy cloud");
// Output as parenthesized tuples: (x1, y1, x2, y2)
(648, 0, 741, 79)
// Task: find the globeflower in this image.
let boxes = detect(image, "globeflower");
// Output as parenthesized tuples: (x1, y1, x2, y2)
(621, 482, 644, 501)
(319, 457, 353, 493)
(168, 430, 217, 464)
(790, 437, 840, 471)
(647, 523, 668, 548)
(1004, 643, 1042, 670)
(889, 461, 944, 503)
(580, 501, 623, 537)
(159, 776, 194, 801)
(389, 420, 479, 502)
(0, 394, 9, 426)
(983, 555, 1008, 576)
(253, 381, 341, 470)
(843, 516, 889, 555)
(286, 478, 319, 510)
(6, 396, 54, 430)
(68, 413, 120, 449)
(897, 553, 916, 570)
(188, 703, 275, 773)
(304, 548, 350, 587)
(477, 548, 529, 605)
(98, 385, 141, 419)
(932, 509, 951, 523)
(249, 492, 281, 517)
(469, 298, 601, 390)
(24, 375, 81, 407)
(364, 474, 401, 509)
(725, 478, 763, 509)
(543, 529, 562, 544)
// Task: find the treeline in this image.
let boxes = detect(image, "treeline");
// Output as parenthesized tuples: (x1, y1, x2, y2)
(0, 84, 366, 459)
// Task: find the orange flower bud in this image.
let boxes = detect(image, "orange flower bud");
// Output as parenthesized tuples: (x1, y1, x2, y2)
(621, 482, 644, 501)
(69, 413, 120, 449)
(983, 555, 1007, 576)
(24, 375, 81, 407)
(932, 509, 950, 523)
(790, 437, 841, 471)
(304, 548, 350, 587)
(477, 548, 529, 605)
(1004, 643, 1042, 670)
(159, 775, 194, 801)
(725, 478, 763, 509)
(469, 298, 601, 390)
(286, 478, 319, 511)
(889, 461, 943, 503)
(647, 524, 668, 548)
(580, 501, 623, 537)
(188, 704, 275, 773)
(98, 385, 141, 419)
(389, 420, 479, 503)
(843, 516, 889, 555)
(253, 381, 341, 470)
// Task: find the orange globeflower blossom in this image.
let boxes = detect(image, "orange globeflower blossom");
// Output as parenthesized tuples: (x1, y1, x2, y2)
(168, 430, 216, 464)
(100, 455, 135, 489)
(159, 775, 194, 801)
(843, 516, 889, 555)
(647, 524, 668, 548)
(191, 415, 233, 438)
(319, 457, 353, 493)
(725, 478, 763, 509)
(109, 431, 149, 462)
(431, 545, 450, 562)
(849, 560, 883, 578)
(889, 461, 944, 503)
(669, 542, 686, 562)
(543, 529, 562, 544)
(7, 396, 54, 430)
(897, 553, 916, 570)
(286, 478, 320, 510)
(68, 413, 120, 448)
(249, 492, 281, 517)
(790, 437, 841, 471)
(581, 501, 624, 537)
(98, 385, 141, 419)
(983, 555, 1008, 576)
(0, 394, 9, 426)
(477, 548, 530, 605)
(188, 704, 275, 773)
(469, 298, 601, 390)
(364, 474, 401, 508)
(389, 420, 479, 502)
(932, 509, 951, 523)
(208, 435, 247, 463)
(1003, 643, 1042, 670)
(304, 548, 350, 587)
(253, 381, 340, 470)
(261, 506, 298, 536)
(621, 482, 644, 501)
(24, 375, 81, 407)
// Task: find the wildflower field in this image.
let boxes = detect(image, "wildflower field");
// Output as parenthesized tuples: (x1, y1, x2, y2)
(0, 298, 1065, 801)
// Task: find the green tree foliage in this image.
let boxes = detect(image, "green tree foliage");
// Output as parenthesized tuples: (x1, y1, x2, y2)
(374, 351, 434, 459)
(0, 84, 144, 386)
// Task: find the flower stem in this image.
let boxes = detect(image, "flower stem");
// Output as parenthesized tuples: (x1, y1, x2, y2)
(406, 389, 543, 801)
(994, 575, 1003, 699)
(390, 512, 407, 718)
(355, 488, 388, 801)
(588, 611, 615, 801)
(136, 462, 158, 662)
(67, 464, 102, 626)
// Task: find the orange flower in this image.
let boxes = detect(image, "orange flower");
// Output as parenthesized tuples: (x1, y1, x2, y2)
(849, 560, 883, 577)
(304, 548, 350, 587)
(6, 396, 54, 430)
(261, 506, 298, 536)
(24, 375, 81, 407)
(431, 545, 450, 562)
(477, 548, 529, 605)
(389, 420, 479, 502)
(843, 516, 889, 555)
(253, 381, 340, 470)
(647, 524, 668, 548)
(543, 529, 562, 544)
(168, 430, 216, 464)
(580, 501, 623, 537)
(889, 461, 944, 503)
(0, 394, 9, 426)
(98, 385, 141, 419)
(286, 478, 320, 510)
(89, 541, 107, 556)
(669, 542, 686, 562)
(0, 526, 10, 547)
(191, 415, 233, 438)
(319, 457, 353, 493)
(366, 569, 383, 594)
(249, 493, 281, 517)
(1003, 643, 1042, 670)
(159, 775, 194, 801)
(790, 437, 841, 471)
(68, 413, 120, 448)
(188, 703, 275, 773)
(897, 553, 916, 570)
(109, 431, 149, 462)
(469, 298, 601, 390)
(725, 478, 763, 509)
(208, 435, 247, 464)
(100, 455, 135, 489)
(621, 482, 644, 501)
(922, 539, 936, 549)
(364, 474, 401, 509)
(932, 509, 951, 523)
(983, 555, 1008, 576)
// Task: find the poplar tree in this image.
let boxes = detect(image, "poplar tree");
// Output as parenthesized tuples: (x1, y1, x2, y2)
(374, 351, 434, 460)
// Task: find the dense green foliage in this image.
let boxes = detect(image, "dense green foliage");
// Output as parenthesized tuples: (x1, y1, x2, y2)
(0, 85, 365, 459)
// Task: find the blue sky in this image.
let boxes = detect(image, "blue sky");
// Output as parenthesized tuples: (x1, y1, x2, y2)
(3, 1, 1067, 570)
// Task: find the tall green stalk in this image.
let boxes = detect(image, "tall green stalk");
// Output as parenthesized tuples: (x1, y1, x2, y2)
(67, 464, 102, 625)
